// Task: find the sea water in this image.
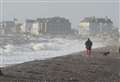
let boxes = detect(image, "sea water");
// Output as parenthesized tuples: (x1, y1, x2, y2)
(0, 37, 105, 67)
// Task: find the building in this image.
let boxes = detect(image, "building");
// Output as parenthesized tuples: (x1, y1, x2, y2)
(47, 17, 71, 34)
(1, 21, 16, 34)
(22, 17, 72, 35)
(1, 17, 72, 35)
(22, 18, 48, 35)
(36, 18, 48, 34)
(79, 16, 114, 35)
(31, 22, 40, 35)
(25, 19, 36, 34)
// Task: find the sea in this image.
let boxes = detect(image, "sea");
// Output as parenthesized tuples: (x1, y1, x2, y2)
(0, 36, 106, 67)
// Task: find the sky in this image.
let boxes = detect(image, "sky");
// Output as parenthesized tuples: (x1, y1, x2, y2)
(0, 0, 119, 28)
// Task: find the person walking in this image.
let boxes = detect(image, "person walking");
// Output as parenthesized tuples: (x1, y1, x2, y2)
(85, 38, 93, 56)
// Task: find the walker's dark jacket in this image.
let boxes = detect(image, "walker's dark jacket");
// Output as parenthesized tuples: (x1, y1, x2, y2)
(85, 39, 93, 50)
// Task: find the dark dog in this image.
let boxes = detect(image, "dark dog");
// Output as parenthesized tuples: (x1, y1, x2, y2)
(103, 51, 110, 56)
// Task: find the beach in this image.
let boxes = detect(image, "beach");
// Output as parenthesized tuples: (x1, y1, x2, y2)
(0, 45, 120, 82)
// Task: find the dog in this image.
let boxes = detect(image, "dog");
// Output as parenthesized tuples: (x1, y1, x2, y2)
(103, 51, 110, 56)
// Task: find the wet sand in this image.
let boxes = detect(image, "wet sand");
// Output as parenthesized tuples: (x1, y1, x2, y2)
(0, 46, 120, 82)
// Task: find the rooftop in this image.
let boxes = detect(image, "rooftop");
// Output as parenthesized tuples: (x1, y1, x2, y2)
(80, 17, 113, 24)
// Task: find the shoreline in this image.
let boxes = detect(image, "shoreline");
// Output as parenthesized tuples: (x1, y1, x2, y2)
(0, 45, 108, 68)
(0, 45, 120, 82)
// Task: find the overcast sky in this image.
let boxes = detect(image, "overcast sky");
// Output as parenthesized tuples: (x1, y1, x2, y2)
(0, 0, 119, 28)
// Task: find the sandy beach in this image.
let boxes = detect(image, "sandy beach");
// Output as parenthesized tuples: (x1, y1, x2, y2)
(0, 45, 120, 82)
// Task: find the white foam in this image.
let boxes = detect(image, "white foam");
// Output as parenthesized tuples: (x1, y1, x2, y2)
(0, 38, 105, 67)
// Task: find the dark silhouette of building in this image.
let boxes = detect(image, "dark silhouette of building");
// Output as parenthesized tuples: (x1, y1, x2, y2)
(47, 17, 72, 34)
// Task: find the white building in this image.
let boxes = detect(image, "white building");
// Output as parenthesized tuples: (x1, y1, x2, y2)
(79, 17, 114, 36)
(79, 22, 90, 36)
(31, 22, 39, 35)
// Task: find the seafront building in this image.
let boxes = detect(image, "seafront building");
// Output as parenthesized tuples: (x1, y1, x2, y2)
(0, 17, 73, 35)
(19, 17, 72, 35)
(79, 16, 114, 36)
